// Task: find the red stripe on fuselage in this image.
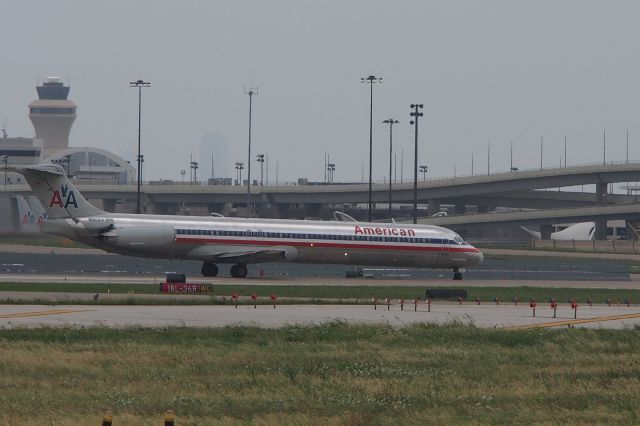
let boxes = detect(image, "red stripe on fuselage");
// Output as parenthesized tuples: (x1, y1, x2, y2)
(174, 237, 480, 253)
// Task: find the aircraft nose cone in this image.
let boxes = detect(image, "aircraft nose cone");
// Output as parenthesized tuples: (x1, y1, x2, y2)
(469, 249, 484, 266)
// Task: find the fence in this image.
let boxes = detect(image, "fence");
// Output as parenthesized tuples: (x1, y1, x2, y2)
(533, 239, 640, 254)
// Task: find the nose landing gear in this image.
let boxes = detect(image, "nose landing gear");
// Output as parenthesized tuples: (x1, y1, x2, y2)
(452, 268, 463, 280)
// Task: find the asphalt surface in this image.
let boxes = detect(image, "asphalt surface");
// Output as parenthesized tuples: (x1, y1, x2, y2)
(0, 247, 634, 281)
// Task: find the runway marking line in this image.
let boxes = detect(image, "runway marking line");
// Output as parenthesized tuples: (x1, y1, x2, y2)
(506, 312, 640, 330)
(0, 309, 94, 319)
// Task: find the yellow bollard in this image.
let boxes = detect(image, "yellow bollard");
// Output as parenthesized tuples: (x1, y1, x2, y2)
(164, 409, 176, 426)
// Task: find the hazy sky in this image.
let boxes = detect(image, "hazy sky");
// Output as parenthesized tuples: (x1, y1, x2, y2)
(1, 1, 639, 182)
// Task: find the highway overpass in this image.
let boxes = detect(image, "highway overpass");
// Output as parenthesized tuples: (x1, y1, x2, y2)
(3, 162, 640, 239)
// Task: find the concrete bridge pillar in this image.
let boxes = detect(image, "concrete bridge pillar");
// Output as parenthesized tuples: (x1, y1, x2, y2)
(594, 182, 608, 240)
(273, 203, 291, 219)
(626, 220, 640, 241)
(540, 224, 553, 240)
(594, 220, 607, 241)
(304, 203, 322, 218)
(428, 199, 440, 216)
(596, 182, 608, 204)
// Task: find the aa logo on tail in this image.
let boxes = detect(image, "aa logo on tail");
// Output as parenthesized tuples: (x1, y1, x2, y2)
(22, 212, 35, 225)
(49, 184, 78, 208)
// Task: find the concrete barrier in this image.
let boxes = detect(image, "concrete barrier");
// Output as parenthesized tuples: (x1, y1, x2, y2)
(533, 239, 638, 254)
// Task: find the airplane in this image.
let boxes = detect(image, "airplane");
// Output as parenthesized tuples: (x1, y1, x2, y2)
(521, 222, 596, 240)
(10, 164, 483, 280)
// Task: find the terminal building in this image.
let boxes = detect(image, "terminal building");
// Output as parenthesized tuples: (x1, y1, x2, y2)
(1, 77, 135, 184)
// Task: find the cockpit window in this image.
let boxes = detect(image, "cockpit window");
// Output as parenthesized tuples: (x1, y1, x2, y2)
(453, 234, 465, 245)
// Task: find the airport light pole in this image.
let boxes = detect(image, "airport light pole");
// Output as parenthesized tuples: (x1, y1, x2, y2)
(603, 129, 606, 165)
(409, 104, 424, 225)
(139, 154, 144, 184)
(419, 165, 428, 181)
(190, 161, 199, 184)
(180, 170, 186, 182)
(256, 154, 265, 186)
(1, 155, 7, 187)
(62, 154, 71, 177)
(235, 162, 244, 186)
(361, 75, 382, 222)
(245, 87, 258, 216)
(327, 163, 335, 183)
(129, 79, 151, 214)
(382, 118, 399, 219)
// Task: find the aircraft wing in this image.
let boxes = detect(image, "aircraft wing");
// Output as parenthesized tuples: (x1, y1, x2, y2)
(187, 245, 287, 263)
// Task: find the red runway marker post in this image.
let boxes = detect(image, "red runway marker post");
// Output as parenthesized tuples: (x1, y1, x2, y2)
(270, 293, 277, 309)
(513, 296, 519, 306)
(495, 297, 500, 306)
(427, 298, 431, 312)
(476, 297, 480, 305)
(529, 299, 537, 317)
(571, 300, 578, 319)
(102, 410, 113, 426)
(414, 297, 419, 311)
(458, 296, 463, 305)
(251, 293, 258, 309)
(587, 297, 592, 307)
(400, 298, 404, 311)
(550, 299, 557, 318)
(232, 292, 239, 309)
(385, 298, 390, 311)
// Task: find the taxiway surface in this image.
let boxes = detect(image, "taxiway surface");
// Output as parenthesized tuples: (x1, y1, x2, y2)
(1, 303, 639, 330)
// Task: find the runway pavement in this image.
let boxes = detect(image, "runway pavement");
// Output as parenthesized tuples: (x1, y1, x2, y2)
(1, 303, 639, 330)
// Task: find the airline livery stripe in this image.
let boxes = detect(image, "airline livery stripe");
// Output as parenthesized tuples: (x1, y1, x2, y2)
(174, 237, 480, 253)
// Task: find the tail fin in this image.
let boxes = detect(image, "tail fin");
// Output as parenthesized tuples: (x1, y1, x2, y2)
(14, 164, 104, 219)
(27, 195, 49, 224)
(520, 226, 542, 240)
(16, 195, 37, 231)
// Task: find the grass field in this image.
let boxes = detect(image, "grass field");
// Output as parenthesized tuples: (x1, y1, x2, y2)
(0, 282, 638, 306)
(0, 324, 639, 424)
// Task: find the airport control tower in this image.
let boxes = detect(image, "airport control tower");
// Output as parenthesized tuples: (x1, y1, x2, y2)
(29, 77, 77, 158)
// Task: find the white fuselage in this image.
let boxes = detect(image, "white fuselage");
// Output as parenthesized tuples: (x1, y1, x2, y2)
(50, 213, 483, 270)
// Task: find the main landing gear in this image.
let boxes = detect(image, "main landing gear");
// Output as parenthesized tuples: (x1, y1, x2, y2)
(230, 263, 248, 278)
(201, 262, 248, 278)
(201, 262, 219, 277)
(453, 268, 463, 281)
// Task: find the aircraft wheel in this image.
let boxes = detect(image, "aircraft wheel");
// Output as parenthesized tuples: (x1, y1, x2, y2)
(231, 264, 248, 278)
(201, 262, 219, 277)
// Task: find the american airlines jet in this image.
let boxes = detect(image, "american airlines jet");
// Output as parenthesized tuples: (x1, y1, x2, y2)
(11, 164, 483, 279)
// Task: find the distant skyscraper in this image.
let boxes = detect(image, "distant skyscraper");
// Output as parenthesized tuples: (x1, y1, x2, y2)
(29, 77, 77, 159)
(199, 132, 229, 179)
